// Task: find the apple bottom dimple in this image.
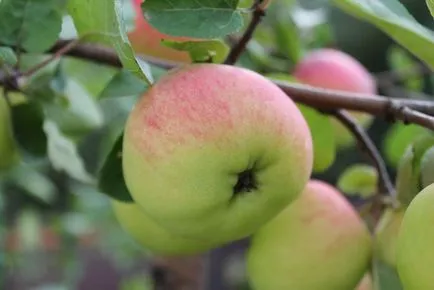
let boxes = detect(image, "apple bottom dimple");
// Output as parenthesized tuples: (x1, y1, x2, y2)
(122, 129, 310, 245)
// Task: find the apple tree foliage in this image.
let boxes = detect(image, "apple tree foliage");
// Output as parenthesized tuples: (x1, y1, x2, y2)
(0, 0, 434, 289)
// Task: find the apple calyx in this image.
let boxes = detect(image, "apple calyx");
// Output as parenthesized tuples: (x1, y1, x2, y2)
(233, 168, 258, 197)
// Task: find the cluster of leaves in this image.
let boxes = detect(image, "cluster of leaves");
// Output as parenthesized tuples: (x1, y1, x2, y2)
(0, 0, 434, 289)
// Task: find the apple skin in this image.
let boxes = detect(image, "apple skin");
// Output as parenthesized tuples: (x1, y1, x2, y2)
(374, 207, 405, 268)
(0, 95, 18, 171)
(246, 180, 372, 290)
(293, 49, 376, 148)
(112, 200, 219, 256)
(396, 183, 434, 290)
(128, 0, 192, 63)
(122, 63, 313, 245)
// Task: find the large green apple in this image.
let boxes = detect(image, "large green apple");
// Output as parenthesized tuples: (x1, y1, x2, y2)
(293, 49, 376, 148)
(112, 199, 219, 255)
(122, 63, 313, 244)
(0, 94, 18, 171)
(246, 180, 372, 290)
(396, 183, 434, 289)
(374, 207, 405, 268)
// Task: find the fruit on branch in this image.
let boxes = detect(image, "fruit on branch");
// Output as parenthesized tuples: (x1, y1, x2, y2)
(128, 0, 192, 63)
(0, 95, 18, 171)
(122, 63, 313, 245)
(293, 48, 377, 148)
(112, 200, 219, 255)
(396, 183, 434, 289)
(374, 207, 405, 268)
(246, 180, 372, 290)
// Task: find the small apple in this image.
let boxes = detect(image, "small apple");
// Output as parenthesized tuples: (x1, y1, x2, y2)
(293, 48, 376, 148)
(0, 95, 18, 171)
(374, 207, 405, 268)
(128, 0, 192, 63)
(122, 63, 313, 245)
(112, 200, 219, 255)
(246, 180, 372, 290)
(396, 183, 434, 289)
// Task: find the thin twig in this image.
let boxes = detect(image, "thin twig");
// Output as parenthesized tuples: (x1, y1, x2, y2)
(331, 110, 399, 208)
(224, 1, 267, 65)
(22, 39, 80, 77)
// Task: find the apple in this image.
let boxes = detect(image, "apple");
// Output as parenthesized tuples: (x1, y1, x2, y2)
(0, 94, 18, 171)
(246, 180, 372, 290)
(122, 63, 313, 244)
(396, 183, 434, 289)
(293, 49, 376, 148)
(112, 200, 219, 255)
(128, 0, 192, 63)
(374, 207, 405, 267)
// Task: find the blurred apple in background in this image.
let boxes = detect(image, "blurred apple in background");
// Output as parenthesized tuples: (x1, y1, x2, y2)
(293, 48, 377, 148)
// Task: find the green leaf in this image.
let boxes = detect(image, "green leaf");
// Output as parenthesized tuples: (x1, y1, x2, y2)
(421, 146, 434, 188)
(427, 0, 434, 18)
(298, 104, 336, 173)
(10, 102, 47, 157)
(395, 135, 434, 206)
(272, 7, 302, 64)
(43, 78, 104, 137)
(387, 46, 423, 91)
(333, 0, 434, 69)
(99, 70, 148, 99)
(384, 123, 429, 167)
(142, 0, 244, 39)
(395, 145, 419, 207)
(372, 258, 403, 290)
(67, 0, 152, 85)
(98, 134, 133, 203)
(0, 47, 17, 66)
(6, 163, 56, 204)
(43, 120, 94, 184)
(337, 164, 378, 198)
(162, 39, 230, 64)
(0, 0, 66, 52)
(62, 57, 118, 98)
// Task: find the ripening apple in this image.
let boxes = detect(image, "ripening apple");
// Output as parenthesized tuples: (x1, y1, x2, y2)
(112, 200, 219, 255)
(0, 95, 18, 171)
(374, 207, 405, 267)
(396, 183, 434, 289)
(293, 49, 376, 148)
(246, 180, 372, 290)
(122, 63, 313, 245)
(128, 0, 192, 63)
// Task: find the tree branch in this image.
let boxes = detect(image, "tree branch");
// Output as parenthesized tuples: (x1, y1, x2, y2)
(22, 39, 81, 77)
(224, 1, 267, 65)
(3, 40, 434, 131)
(330, 110, 399, 208)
